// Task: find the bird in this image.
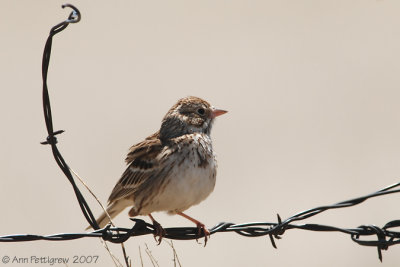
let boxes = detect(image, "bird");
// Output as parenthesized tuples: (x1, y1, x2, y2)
(88, 96, 227, 244)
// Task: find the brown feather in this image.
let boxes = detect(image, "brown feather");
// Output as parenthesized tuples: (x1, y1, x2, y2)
(108, 132, 163, 203)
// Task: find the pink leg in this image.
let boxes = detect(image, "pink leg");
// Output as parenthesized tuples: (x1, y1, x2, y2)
(176, 211, 210, 246)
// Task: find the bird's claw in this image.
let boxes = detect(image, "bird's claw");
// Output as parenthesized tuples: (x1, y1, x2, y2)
(152, 220, 166, 245)
(195, 222, 210, 247)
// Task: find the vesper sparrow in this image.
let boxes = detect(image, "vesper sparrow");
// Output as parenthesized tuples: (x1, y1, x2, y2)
(89, 96, 227, 244)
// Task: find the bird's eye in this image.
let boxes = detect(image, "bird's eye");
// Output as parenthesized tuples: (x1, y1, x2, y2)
(197, 108, 205, 115)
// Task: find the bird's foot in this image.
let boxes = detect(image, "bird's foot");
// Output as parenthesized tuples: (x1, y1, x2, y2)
(175, 211, 211, 246)
(151, 219, 165, 245)
(148, 214, 165, 244)
(195, 222, 210, 247)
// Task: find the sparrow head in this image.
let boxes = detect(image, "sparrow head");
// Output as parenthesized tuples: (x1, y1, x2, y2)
(160, 96, 227, 140)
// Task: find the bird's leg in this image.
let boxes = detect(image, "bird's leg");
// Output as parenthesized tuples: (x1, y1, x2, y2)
(148, 214, 165, 245)
(176, 211, 210, 246)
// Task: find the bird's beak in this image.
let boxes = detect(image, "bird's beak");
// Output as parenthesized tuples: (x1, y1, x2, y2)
(210, 108, 228, 119)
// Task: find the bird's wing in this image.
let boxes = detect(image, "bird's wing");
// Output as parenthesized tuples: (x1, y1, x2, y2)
(107, 132, 164, 203)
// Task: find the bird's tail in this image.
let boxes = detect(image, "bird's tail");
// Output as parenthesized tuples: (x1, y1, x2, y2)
(85, 199, 130, 230)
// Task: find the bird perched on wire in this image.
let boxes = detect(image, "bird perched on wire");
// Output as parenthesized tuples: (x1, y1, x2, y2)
(88, 96, 227, 244)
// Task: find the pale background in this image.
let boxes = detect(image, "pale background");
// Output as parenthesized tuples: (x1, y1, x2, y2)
(1, 1, 400, 266)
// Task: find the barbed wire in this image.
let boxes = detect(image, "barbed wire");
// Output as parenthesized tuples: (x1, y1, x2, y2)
(2, 3, 400, 264)
(2, 184, 400, 262)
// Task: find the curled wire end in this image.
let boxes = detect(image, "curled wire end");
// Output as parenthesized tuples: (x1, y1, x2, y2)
(62, 4, 81, 23)
(364, 225, 388, 262)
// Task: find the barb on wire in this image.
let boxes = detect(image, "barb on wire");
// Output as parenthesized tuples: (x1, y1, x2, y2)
(2, 175, 400, 262)
(1, 3, 399, 265)
(40, 4, 100, 231)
